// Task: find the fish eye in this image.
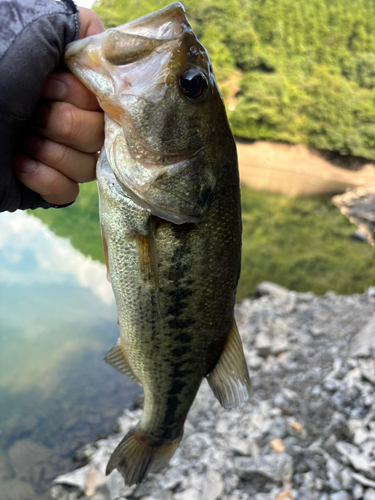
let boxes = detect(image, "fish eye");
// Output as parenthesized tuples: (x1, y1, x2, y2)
(179, 70, 208, 100)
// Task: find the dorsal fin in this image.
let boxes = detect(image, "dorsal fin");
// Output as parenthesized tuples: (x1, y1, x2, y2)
(104, 338, 142, 385)
(206, 320, 251, 409)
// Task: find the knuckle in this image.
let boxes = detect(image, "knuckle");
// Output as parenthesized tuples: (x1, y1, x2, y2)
(41, 169, 61, 198)
(92, 114, 105, 149)
(43, 174, 79, 204)
(57, 104, 78, 141)
(50, 143, 69, 167)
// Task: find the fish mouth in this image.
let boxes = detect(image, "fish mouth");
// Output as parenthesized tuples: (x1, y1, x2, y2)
(65, 2, 191, 72)
(111, 2, 190, 40)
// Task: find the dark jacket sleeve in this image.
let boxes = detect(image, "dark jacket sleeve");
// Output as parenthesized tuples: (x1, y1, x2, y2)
(0, 0, 80, 212)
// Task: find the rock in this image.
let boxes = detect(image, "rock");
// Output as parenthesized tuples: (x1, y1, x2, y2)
(183, 432, 212, 459)
(332, 184, 375, 246)
(159, 468, 184, 490)
(364, 489, 375, 500)
(256, 281, 290, 298)
(352, 473, 375, 489)
(174, 488, 199, 500)
(350, 314, 375, 358)
(350, 229, 369, 242)
(246, 350, 263, 369)
(359, 360, 375, 386)
(228, 436, 253, 456)
(330, 492, 350, 500)
(215, 418, 229, 434)
(73, 443, 98, 464)
(335, 442, 374, 478)
(353, 483, 364, 499)
(339, 468, 353, 490)
(53, 465, 90, 492)
(255, 332, 273, 357)
(50, 286, 375, 500)
(235, 453, 293, 482)
(201, 469, 224, 500)
(270, 336, 289, 356)
(326, 456, 342, 490)
(50, 484, 81, 500)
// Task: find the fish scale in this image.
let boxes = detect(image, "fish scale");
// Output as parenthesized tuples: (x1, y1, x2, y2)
(65, 2, 251, 486)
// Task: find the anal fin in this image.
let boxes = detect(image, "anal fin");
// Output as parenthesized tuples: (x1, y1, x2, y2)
(206, 320, 251, 409)
(104, 338, 142, 386)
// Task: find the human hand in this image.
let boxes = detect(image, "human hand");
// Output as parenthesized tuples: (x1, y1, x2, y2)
(14, 8, 105, 207)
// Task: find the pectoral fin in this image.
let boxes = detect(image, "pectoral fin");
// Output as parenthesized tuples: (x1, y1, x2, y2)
(206, 320, 251, 409)
(136, 217, 160, 312)
(104, 338, 142, 386)
(101, 224, 111, 283)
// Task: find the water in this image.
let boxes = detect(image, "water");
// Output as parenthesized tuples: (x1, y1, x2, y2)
(0, 208, 141, 500)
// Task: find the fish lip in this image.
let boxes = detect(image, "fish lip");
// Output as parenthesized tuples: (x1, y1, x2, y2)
(65, 1, 190, 61)
(65, 37, 91, 58)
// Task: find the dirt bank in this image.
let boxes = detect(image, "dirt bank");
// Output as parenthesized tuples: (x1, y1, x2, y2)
(237, 141, 375, 196)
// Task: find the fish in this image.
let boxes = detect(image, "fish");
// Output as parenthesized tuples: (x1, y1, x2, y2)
(64, 2, 250, 486)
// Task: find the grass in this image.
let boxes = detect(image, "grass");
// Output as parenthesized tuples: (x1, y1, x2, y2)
(31, 182, 375, 301)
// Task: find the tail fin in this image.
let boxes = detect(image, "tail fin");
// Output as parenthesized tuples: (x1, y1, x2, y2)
(106, 428, 182, 486)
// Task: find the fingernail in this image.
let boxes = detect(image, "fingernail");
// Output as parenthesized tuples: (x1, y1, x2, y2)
(32, 105, 50, 129)
(14, 157, 37, 174)
(42, 76, 67, 101)
(23, 134, 43, 152)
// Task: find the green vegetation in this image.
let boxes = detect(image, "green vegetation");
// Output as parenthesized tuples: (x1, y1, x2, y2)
(31, 183, 375, 300)
(237, 185, 375, 300)
(32, 2, 375, 299)
(93, 0, 375, 159)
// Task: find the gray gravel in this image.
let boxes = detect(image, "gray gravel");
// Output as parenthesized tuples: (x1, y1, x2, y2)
(51, 282, 375, 500)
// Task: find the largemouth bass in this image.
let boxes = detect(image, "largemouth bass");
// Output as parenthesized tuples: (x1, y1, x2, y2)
(65, 2, 250, 486)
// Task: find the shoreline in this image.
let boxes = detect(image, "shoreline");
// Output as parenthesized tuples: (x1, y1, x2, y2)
(236, 141, 375, 196)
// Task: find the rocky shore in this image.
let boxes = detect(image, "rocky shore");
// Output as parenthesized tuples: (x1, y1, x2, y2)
(51, 282, 375, 500)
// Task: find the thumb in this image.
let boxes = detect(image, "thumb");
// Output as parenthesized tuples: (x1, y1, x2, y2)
(78, 7, 104, 39)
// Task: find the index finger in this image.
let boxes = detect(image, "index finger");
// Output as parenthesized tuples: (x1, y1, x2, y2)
(42, 71, 102, 111)
(78, 7, 104, 39)
(41, 8, 105, 111)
